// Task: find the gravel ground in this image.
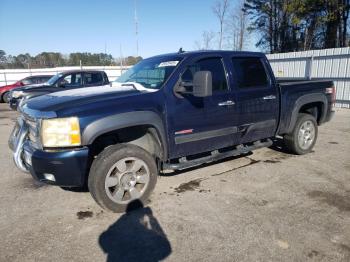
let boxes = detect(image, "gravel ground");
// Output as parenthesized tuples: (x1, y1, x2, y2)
(0, 104, 349, 262)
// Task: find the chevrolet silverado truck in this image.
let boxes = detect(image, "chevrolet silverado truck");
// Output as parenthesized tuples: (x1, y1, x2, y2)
(8, 51, 335, 212)
(9, 70, 110, 110)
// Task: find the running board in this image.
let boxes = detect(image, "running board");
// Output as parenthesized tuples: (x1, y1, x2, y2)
(163, 139, 272, 170)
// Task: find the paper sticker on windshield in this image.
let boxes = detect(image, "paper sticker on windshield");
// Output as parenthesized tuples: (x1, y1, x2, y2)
(158, 61, 179, 67)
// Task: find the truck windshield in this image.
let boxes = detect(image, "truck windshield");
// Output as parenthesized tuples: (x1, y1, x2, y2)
(47, 73, 63, 85)
(116, 57, 182, 89)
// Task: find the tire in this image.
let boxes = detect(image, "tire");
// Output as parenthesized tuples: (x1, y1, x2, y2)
(2, 92, 10, 103)
(88, 144, 158, 212)
(284, 113, 318, 155)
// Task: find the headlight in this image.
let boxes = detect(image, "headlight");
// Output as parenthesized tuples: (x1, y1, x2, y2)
(41, 117, 81, 147)
(12, 90, 24, 98)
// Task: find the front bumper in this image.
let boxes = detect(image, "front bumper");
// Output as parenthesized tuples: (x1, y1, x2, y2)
(9, 118, 90, 187)
(24, 142, 90, 186)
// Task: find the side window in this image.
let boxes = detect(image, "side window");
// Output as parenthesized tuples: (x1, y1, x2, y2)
(84, 72, 103, 86)
(231, 57, 269, 88)
(103, 72, 109, 83)
(59, 73, 82, 87)
(32, 77, 42, 84)
(40, 77, 51, 83)
(182, 57, 228, 92)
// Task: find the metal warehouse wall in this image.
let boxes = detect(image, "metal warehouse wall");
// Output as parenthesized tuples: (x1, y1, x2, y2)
(267, 47, 350, 108)
(0, 66, 130, 86)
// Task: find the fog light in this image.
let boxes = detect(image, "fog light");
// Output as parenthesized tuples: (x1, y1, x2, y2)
(44, 173, 56, 182)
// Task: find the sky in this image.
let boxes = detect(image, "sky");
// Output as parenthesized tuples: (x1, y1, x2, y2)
(0, 0, 259, 59)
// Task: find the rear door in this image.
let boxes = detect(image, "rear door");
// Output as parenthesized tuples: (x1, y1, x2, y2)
(230, 56, 279, 143)
(167, 56, 238, 158)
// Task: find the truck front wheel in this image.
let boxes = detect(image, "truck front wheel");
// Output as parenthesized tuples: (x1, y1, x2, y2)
(2, 92, 10, 103)
(284, 113, 318, 155)
(88, 144, 158, 212)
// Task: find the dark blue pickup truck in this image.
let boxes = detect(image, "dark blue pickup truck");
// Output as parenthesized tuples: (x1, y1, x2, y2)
(9, 50, 335, 212)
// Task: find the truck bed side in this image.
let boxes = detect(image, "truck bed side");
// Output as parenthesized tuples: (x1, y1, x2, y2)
(277, 80, 334, 135)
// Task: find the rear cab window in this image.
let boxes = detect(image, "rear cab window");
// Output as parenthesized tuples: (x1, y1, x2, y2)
(231, 57, 269, 89)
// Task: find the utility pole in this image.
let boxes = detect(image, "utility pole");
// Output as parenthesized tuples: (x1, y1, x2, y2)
(104, 42, 107, 68)
(119, 44, 124, 73)
(134, 0, 139, 57)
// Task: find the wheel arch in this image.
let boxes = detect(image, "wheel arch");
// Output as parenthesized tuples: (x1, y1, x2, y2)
(82, 111, 168, 161)
(287, 93, 328, 134)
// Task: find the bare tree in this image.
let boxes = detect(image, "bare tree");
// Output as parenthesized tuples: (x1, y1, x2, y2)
(195, 31, 216, 50)
(225, 0, 248, 51)
(212, 0, 230, 49)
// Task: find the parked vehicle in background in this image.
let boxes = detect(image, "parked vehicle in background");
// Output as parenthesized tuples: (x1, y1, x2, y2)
(8, 50, 335, 212)
(0, 75, 53, 103)
(8, 70, 110, 110)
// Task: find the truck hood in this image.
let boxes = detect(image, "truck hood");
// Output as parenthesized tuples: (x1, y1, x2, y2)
(23, 83, 156, 114)
(23, 83, 50, 89)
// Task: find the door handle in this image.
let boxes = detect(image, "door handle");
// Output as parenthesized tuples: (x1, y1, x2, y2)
(218, 100, 235, 106)
(263, 95, 276, 100)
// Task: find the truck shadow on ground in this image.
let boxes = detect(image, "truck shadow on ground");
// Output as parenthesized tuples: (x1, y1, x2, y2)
(99, 200, 172, 262)
(268, 137, 291, 154)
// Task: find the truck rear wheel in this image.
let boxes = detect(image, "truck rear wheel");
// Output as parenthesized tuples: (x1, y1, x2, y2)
(88, 144, 158, 212)
(284, 113, 318, 155)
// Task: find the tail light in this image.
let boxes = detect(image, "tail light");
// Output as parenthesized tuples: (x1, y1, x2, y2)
(325, 86, 336, 106)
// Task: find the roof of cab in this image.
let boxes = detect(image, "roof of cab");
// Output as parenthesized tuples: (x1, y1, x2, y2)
(148, 50, 265, 60)
(57, 69, 105, 74)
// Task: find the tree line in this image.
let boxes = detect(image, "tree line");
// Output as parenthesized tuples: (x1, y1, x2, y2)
(0, 50, 142, 69)
(197, 0, 350, 53)
(245, 0, 350, 53)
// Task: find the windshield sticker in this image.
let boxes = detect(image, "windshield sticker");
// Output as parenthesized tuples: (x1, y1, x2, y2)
(158, 61, 179, 67)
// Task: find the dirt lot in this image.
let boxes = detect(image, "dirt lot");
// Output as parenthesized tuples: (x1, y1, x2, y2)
(0, 104, 349, 262)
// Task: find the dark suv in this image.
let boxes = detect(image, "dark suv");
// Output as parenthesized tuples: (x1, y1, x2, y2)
(9, 70, 110, 110)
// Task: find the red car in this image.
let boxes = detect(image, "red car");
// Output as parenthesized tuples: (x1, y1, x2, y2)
(0, 75, 53, 103)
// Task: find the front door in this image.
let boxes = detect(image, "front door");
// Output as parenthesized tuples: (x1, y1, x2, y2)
(166, 56, 238, 158)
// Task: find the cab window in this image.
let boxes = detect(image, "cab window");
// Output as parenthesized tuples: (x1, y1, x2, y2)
(182, 57, 228, 92)
(231, 57, 269, 88)
(59, 73, 82, 87)
(84, 72, 103, 86)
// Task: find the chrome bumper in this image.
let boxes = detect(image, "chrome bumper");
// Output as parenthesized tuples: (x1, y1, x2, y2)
(8, 118, 30, 173)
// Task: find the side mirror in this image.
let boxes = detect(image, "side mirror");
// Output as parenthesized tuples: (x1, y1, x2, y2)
(58, 82, 65, 88)
(192, 71, 212, 97)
